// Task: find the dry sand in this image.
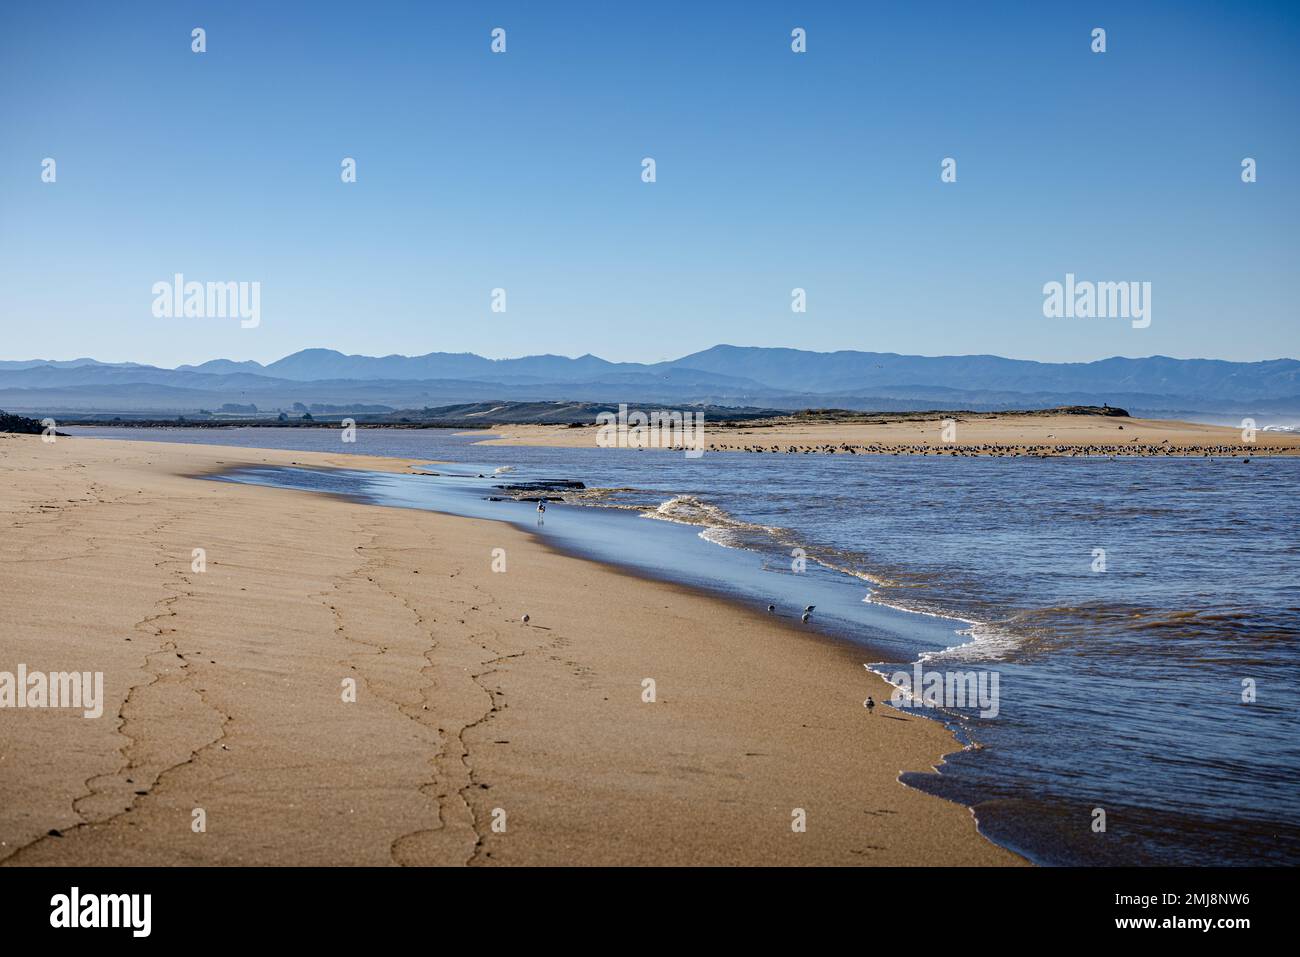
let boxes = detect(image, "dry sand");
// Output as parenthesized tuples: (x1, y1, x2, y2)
(0, 434, 1020, 866)
(477, 412, 1300, 455)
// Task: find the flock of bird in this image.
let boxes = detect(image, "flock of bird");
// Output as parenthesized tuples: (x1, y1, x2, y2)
(693, 440, 1283, 459)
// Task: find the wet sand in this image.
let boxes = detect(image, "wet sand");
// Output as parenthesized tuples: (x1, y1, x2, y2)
(0, 434, 1021, 866)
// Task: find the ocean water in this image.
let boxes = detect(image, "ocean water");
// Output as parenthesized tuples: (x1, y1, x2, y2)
(65, 427, 1300, 866)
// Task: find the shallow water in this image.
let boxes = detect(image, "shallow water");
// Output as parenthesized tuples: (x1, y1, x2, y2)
(66, 427, 1300, 866)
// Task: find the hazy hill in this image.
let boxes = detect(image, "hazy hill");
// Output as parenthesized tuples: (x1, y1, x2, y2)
(2, 346, 1297, 419)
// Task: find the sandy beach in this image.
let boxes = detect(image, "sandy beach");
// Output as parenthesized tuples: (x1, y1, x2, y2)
(0, 433, 1020, 866)
(478, 412, 1300, 456)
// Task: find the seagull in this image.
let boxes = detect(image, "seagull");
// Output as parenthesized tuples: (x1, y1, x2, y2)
(803, 605, 815, 614)
(767, 604, 776, 613)
(522, 614, 530, 624)
(801, 612, 810, 623)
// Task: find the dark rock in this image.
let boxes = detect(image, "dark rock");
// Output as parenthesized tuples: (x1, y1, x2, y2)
(0, 410, 63, 435)
(493, 480, 586, 492)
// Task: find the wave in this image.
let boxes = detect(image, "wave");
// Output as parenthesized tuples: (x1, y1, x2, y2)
(641, 496, 892, 580)
(640, 494, 781, 540)
(857, 593, 1020, 662)
(925, 620, 1024, 662)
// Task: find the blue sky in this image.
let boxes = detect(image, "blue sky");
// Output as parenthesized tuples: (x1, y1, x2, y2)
(1, 0, 1297, 366)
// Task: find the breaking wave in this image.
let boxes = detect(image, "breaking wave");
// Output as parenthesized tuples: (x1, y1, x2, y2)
(640, 494, 782, 549)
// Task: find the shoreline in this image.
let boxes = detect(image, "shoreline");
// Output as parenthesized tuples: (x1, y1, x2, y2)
(211, 452, 1032, 867)
(0, 433, 1024, 866)
(474, 412, 1300, 456)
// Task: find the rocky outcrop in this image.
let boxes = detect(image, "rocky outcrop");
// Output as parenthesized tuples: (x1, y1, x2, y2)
(0, 410, 55, 434)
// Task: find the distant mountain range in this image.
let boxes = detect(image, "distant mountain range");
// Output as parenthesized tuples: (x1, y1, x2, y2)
(2, 346, 1298, 420)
